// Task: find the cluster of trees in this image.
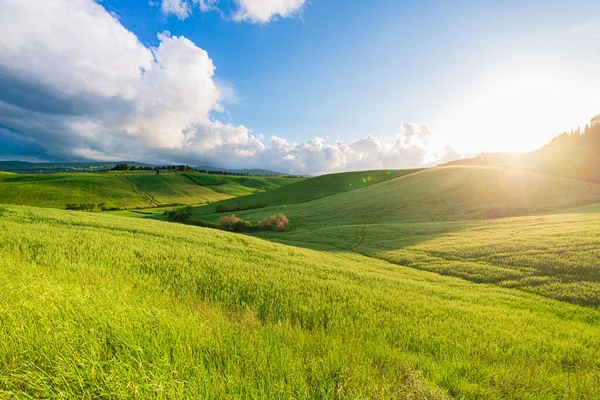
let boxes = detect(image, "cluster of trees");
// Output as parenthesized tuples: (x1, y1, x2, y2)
(218, 214, 290, 232)
(164, 206, 290, 232)
(65, 202, 118, 212)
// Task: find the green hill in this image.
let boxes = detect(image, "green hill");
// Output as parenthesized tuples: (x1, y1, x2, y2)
(225, 175, 305, 191)
(1, 204, 599, 398)
(120, 172, 234, 205)
(209, 166, 600, 226)
(199, 169, 424, 215)
(0, 171, 302, 210)
(188, 166, 600, 308)
(0, 173, 146, 209)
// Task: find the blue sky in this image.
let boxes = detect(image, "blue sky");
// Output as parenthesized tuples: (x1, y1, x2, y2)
(1, 0, 600, 173)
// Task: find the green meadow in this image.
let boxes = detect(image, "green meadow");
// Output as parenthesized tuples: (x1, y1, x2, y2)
(2, 205, 600, 398)
(201, 169, 421, 213)
(0, 171, 299, 210)
(2, 165, 600, 398)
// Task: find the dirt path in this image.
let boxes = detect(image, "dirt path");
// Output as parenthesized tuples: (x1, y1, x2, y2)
(117, 175, 159, 207)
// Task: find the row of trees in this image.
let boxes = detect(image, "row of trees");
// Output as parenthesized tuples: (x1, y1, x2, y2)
(110, 163, 300, 178)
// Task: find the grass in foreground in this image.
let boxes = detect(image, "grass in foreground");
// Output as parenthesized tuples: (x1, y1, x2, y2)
(1, 204, 600, 398)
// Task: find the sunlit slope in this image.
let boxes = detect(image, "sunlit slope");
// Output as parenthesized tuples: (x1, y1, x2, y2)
(196, 169, 424, 215)
(216, 166, 600, 226)
(1, 205, 600, 398)
(262, 211, 600, 308)
(123, 172, 233, 204)
(225, 175, 305, 190)
(0, 173, 145, 209)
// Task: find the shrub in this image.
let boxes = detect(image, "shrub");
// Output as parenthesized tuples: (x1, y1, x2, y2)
(218, 214, 242, 231)
(258, 214, 290, 232)
(165, 206, 193, 222)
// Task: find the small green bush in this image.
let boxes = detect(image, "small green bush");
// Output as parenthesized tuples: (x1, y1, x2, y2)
(165, 206, 194, 222)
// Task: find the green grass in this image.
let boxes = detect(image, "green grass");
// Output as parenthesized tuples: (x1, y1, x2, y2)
(121, 172, 233, 204)
(0, 173, 146, 209)
(188, 166, 600, 308)
(257, 212, 600, 308)
(199, 168, 423, 215)
(1, 204, 600, 398)
(225, 175, 305, 191)
(199, 166, 600, 224)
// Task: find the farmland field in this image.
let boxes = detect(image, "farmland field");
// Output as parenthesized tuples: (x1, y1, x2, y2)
(0, 171, 301, 210)
(198, 168, 423, 215)
(0, 173, 146, 209)
(1, 204, 600, 398)
(120, 172, 234, 204)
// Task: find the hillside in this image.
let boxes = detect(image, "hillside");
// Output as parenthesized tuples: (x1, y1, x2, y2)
(196, 166, 600, 226)
(1, 204, 600, 398)
(120, 172, 234, 204)
(0, 172, 146, 209)
(198, 169, 424, 215)
(187, 165, 600, 308)
(0, 171, 301, 210)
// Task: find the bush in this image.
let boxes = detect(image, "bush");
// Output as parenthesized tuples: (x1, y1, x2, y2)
(218, 214, 242, 231)
(258, 214, 290, 232)
(218, 214, 258, 232)
(165, 206, 194, 222)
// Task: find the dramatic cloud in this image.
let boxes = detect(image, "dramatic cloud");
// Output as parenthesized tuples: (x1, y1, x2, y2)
(0, 0, 461, 174)
(161, 0, 305, 23)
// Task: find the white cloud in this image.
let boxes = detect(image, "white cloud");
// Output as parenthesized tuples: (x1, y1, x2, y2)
(160, 0, 305, 23)
(233, 0, 306, 23)
(161, 0, 191, 20)
(0, 0, 460, 175)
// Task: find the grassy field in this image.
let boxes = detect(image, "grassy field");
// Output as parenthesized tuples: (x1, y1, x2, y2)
(199, 166, 600, 225)
(199, 168, 423, 214)
(0, 173, 146, 209)
(225, 175, 305, 191)
(121, 172, 233, 205)
(2, 204, 600, 398)
(186, 166, 600, 308)
(0, 171, 301, 210)
(256, 212, 600, 308)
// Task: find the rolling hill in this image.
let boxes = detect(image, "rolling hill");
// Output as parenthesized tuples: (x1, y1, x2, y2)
(0, 171, 301, 210)
(195, 166, 600, 226)
(197, 168, 424, 214)
(0, 172, 146, 209)
(1, 204, 599, 398)
(187, 165, 600, 308)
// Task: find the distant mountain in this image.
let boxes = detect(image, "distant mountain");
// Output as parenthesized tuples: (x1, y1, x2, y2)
(446, 114, 600, 182)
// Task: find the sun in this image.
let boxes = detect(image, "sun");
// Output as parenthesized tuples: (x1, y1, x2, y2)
(441, 72, 600, 155)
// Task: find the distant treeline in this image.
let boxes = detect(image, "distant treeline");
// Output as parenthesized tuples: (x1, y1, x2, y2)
(111, 163, 301, 177)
